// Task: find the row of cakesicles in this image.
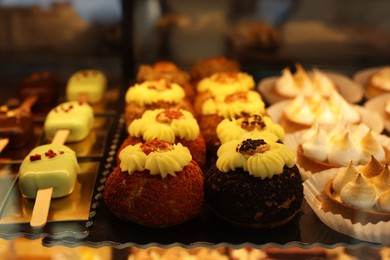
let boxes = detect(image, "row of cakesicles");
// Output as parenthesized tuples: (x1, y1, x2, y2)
(0, 69, 107, 228)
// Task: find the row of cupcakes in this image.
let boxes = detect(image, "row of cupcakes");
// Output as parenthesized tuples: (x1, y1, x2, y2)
(103, 56, 305, 229)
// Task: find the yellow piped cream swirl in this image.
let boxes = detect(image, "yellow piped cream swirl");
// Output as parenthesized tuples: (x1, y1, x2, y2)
(119, 143, 192, 178)
(216, 115, 285, 144)
(197, 72, 255, 96)
(129, 109, 199, 142)
(216, 138, 295, 179)
(125, 79, 185, 106)
(201, 91, 265, 118)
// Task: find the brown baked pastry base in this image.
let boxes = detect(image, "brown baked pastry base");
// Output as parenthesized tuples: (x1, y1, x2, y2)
(366, 84, 390, 99)
(322, 179, 390, 225)
(103, 161, 204, 228)
(190, 56, 241, 83)
(297, 144, 390, 173)
(204, 164, 303, 228)
(280, 113, 311, 133)
(198, 114, 223, 155)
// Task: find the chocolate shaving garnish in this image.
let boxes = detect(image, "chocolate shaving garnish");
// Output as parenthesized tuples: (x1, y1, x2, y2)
(30, 154, 42, 161)
(45, 149, 57, 158)
(141, 139, 173, 155)
(239, 115, 266, 131)
(236, 139, 270, 155)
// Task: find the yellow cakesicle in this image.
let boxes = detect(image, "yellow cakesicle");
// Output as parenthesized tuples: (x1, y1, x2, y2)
(19, 143, 79, 199)
(66, 69, 107, 104)
(44, 101, 94, 143)
(19, 135, 80, 229)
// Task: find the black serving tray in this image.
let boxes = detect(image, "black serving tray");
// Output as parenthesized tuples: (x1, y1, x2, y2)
(0, 112, 123, 241)
(41, 114, 387, 249)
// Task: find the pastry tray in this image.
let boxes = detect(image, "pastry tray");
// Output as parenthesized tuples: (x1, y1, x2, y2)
(0, 111, 123, 241)
(41, 115, 388, 249)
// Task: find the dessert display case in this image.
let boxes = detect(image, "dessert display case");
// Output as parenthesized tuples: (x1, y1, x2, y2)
(1, 0, 390, 255)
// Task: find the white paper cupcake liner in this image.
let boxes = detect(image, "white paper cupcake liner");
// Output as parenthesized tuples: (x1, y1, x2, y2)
(303, 168, 390, 243)
(364, 92, 390, 133)
(353, 66, 388, 99)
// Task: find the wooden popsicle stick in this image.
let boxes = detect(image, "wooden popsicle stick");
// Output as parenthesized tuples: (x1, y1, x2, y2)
(51, 129, 70, 145)
(19, 95, 38, 112)
(0, 138, 9, 153)
(30, 129, 70, 228)
(30, 187, 53, 228)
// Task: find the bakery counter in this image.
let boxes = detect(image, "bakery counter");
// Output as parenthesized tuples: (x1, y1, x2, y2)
(2, 64, 390, 250)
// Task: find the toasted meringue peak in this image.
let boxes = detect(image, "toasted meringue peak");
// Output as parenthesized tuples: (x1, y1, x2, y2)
(360, 130, 385, 164)
(328, 132, 362, 166)
(376, 190, 390, 212)
(340, 174, 377, 209)
(371, 165, 390, 192)
(332, 161, 359, 194)
(301, 126, 328, 161)
(360, 156, 384, 178)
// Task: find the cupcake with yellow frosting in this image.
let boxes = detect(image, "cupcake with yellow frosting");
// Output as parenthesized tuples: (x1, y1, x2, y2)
(204, 138, 303, 228)
(199, 90, 266, 153)
(136, 61, 195, 101)
(119, 108, 206, 167)
(193, 71, 255, 115)
(217, 114, 285, 145)
(124, 79, 194, 126)
(103, 139, 204, 228)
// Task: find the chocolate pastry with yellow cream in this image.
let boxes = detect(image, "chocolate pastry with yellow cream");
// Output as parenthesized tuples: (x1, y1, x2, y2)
(199, 90, 266, 153)
(103, 139, 204, 228)
(193, 71, 255, 115)
(217, 114, 285, 145)
(119, 108, 206, 168)
(124, 79, 194, 126)
(136, 61, 195, 101)
(204, 138, 303, 228)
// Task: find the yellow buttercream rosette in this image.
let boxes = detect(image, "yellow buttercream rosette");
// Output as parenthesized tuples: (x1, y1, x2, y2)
(201, 91, 265, 118)
(125, 79, 185, 106)
(216, 138, 295, 179)
(216, 115, 285, 144)
(197, 72, 255, 96)
(128, 109, 199, 142)
(119, 141, 192, 179)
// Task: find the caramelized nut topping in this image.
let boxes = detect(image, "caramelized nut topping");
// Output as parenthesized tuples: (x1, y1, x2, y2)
(156, 109, 184, 124)
(224, 92, 248, 103)
(147, 80, 172, 91)
(141, 139, 173, 155)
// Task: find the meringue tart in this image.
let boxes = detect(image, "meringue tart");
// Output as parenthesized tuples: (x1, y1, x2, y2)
(322, 159, 390, 224)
